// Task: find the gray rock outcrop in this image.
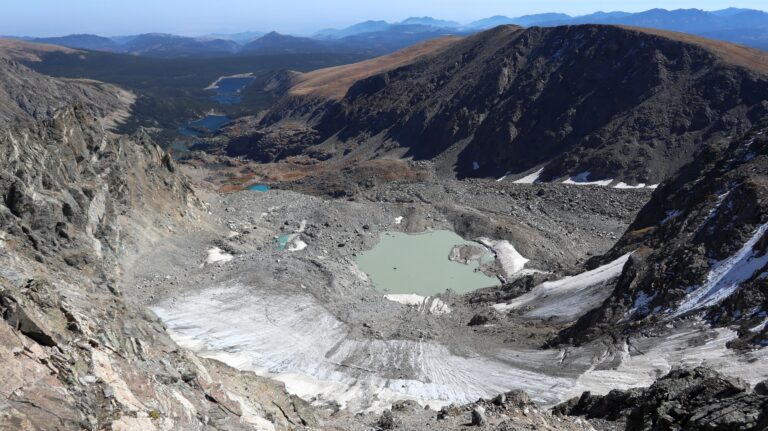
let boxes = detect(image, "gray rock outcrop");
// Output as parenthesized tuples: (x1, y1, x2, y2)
(555, 367, 768, 430)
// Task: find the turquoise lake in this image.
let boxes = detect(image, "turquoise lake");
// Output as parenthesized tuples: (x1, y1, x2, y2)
(355, 230, 498, 296)
(248, 184, 270, 192)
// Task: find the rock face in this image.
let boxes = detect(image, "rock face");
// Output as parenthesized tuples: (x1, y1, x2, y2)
(376, 409, 399, 429)
(0, 58, 307, 430)
(555, 367, 768, 430)
(558, 120, 768, 345)
(418, 390, 591, 430)
(470, 406, 487, 426)
(0, 57, 134, 128)
(226, 24, 768, 184)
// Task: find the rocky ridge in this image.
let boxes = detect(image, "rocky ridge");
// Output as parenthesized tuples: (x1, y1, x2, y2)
(556, 367, 768, 430)
(0, 57, 134, 129)
(558, 120, 768, 346)
(0, 59, 314, 430)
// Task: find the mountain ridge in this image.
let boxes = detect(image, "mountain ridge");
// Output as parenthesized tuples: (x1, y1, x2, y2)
(222, 24, 768, 186)
(555, 119, 768, 348)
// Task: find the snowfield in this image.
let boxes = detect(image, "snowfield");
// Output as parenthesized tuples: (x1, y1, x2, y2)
(672, 222, 768, 317)
(562, 172, 614, 186)
(153, 285, 579, 410)
(154, 277, 768, 413)
(205, 247, 233, 264)
(512, 168, 544, 184)
(493, 253, 632, 321)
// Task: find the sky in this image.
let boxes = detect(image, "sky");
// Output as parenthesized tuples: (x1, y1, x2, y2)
(2, 0, 767, 37)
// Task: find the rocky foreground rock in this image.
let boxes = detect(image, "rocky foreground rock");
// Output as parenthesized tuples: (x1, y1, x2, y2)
(555, 367, 768, 430)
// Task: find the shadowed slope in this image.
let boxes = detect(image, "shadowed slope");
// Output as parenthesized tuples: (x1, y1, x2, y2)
(226, 24, 768, 185)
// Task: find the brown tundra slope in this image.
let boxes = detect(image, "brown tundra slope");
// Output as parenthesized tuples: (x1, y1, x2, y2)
(225, 24, 768, 184)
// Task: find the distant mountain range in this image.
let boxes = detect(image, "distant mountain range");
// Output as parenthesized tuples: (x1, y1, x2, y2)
(13, 8, 768, 57)
(32, 34, 121, 52)
(27, 33, 241, 57)
(529, 8, 768, 50)
(200, 31, 266, 44)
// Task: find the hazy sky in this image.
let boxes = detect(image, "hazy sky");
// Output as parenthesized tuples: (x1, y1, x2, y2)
(3, 0, 767, 37)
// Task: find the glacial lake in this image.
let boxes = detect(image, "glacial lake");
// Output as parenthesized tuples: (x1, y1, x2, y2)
(210, 77, 256, 104)
(173, 115, 231, 155)
(355, 230, 498, 296)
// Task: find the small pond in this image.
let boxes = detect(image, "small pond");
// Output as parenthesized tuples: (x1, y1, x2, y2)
(248, 184, 270, 192)
(276, 234, 291, 250)
(355, 230, 498, 296)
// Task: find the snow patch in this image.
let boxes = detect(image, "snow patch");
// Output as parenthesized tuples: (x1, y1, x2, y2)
(478, 238, 529, 277)
(703, 190, 731, 226)
(750, 319, 768, 333)
(574, 325, 768, 397)
(205, 247, 233, 264)
(493, 253, 632, 321)
(384, 294, 451, 315)
(512, 168, 543, 184)
(614, 182, 647, 189)
(279, 220, 309, 252)
(287, 239, 308, 252)
(672, 222, 768, 317)
(394, 216, 404, 225)
(562, 172, 613, 186)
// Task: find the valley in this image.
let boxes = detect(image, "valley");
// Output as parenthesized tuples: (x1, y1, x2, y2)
(122, 160, 767, 427)
(1, 7, 768, 431)
(9, 45, 367, 140)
